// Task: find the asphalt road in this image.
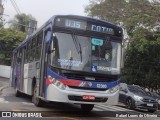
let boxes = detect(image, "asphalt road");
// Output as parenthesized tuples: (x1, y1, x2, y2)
(0, 77, 159, 120)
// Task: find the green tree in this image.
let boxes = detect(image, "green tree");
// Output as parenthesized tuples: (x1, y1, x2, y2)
(122, 29, 160, 90)
(9, 13, 36, 33)
(0, 22, 2, 28)
(0, 28, 26, 65)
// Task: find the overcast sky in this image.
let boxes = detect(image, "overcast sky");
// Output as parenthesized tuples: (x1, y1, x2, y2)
(3, 0, 90, 27)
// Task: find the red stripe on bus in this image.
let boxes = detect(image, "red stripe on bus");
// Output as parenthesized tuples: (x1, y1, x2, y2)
(46, 79, 52, 85)
(58, 79, 81, 86)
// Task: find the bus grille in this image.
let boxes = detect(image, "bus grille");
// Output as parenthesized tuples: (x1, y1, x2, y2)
(142, 99, 157, 103)
(63, 73, 115, 82)
(68, 86, 108, 91)
(68, 95, 108, 103)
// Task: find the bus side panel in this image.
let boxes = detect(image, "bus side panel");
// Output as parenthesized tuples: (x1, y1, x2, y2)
(24, 63, 29, 94)
(20, 49, 25, 91)
(28, 61, 37, 95)
(11, 55, 16, 87)
(15, 64, 21, 89)
(35, 60, 41, 97)
(23, 62, 37, 95)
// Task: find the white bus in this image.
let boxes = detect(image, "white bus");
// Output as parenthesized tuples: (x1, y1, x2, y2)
(11, 15, 123, 111)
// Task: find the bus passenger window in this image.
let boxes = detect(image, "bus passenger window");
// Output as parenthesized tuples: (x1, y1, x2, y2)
(32, 37, 36, 48)
(35, 46, 41, 60)
(32, 48, 36, 61)
(50, 38, 58, 66)
(37, 31, 43, 46)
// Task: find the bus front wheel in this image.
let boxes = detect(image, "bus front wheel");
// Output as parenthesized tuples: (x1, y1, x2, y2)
(81, 104, 94, 112)
(32, 85, 44, 107)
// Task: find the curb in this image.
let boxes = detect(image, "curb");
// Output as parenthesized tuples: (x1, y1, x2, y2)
(0, 85, 9, 93)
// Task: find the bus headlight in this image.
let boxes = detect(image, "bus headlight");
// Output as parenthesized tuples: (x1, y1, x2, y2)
(134, 95, 143, 101)
(109, 84, 119, 93)
(47, 76, 66, 90)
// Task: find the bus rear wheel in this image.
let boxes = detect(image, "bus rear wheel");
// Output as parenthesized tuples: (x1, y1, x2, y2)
(32, 85, 44, 107)
(81, 104, 94, 112)
(15, 79, 22, 97)
(15, 88, 22, 97)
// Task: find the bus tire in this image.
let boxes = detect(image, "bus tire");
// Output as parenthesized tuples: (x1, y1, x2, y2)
(15, 78, 21, 97)
(32, 84, 44, 107)
(126, 98, 135, 110)
(15, 88, 21, 97)
(81, 104, 94, 112)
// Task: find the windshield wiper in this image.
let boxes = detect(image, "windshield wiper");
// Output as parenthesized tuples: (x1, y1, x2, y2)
(71, 32, 82, 62)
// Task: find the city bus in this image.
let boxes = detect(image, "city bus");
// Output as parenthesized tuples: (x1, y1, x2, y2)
(10, 15, 123, 111)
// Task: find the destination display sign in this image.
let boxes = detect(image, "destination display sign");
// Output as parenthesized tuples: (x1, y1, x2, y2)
(55, 17, 122, 36)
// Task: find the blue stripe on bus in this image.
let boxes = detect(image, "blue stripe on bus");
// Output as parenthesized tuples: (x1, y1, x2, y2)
(47, 67, 120, 89)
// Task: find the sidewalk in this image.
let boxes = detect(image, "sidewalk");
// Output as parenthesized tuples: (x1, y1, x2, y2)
(0, 77, 9, 93)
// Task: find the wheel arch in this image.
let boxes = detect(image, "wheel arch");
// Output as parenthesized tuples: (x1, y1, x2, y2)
(32, 76, 37, 95)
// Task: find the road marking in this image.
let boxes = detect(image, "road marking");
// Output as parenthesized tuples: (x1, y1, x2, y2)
(94, 105, 117, 111)
(11, 109, 22, 111)
(44, 116, 79, 120)
(95, 104, 150, 115)
(93, 107, 103, 111)
(0, 98, 9, 103)
(97, 104, 131, 111)
(22, 102, 34, 105)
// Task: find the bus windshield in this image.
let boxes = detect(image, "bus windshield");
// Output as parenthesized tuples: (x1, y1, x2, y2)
(50, 32, 121, 75)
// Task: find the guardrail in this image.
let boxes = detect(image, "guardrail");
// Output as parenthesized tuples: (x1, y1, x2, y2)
(0, 65, 11, 78)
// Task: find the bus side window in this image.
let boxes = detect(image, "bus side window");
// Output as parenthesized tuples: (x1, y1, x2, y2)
(28, 40, 32, 50)
(17, 49, 22, 64)
(37, 31, 43, 46)
(35, 46, 41, 60)
(27, 40, 32, 62)
(35, 31, 43, 61)
(32, 37, 36, 48)
(24, 45, 27, 63)
(50, 37, 58, 66)
(26, 43, 29, 63)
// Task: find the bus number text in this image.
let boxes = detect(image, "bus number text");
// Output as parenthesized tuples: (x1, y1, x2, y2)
(97, 84, 107, 88)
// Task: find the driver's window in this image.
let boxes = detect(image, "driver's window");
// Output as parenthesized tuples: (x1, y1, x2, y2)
(50, 35, 58, 66)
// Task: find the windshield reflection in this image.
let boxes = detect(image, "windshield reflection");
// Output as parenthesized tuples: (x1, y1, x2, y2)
(50, 32, 121, 75)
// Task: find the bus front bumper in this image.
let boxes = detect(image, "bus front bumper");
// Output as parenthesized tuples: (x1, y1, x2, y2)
(45, 84, 119, 105)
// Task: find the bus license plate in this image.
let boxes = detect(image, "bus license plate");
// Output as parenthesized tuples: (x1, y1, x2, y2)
(147, 103, 153, 107)
(82, 95, 95, 100)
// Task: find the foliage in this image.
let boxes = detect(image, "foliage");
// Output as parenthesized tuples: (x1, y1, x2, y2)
(0, 22, 3, 28)
(9, 13, 36, 33)
(122, 29, 160, 90)
(0, 28, 26, 65)
(86, 0, 160, 90)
